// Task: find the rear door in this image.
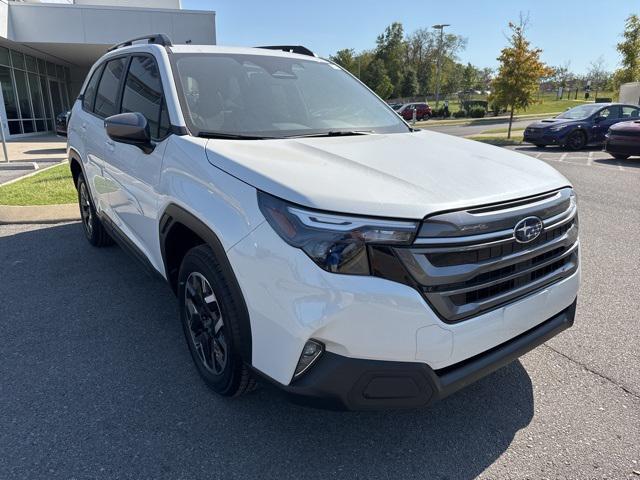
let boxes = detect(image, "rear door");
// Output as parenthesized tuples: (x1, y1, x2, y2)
(101, 54, 171, 271)
(71, 63, 103, 199)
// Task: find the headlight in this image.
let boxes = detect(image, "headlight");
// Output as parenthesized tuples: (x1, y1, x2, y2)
(549, 124, 570, 132)
(257, 192, 418, 275)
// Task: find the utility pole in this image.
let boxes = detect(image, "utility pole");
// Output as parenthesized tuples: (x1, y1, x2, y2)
(432, 23, 450, 109)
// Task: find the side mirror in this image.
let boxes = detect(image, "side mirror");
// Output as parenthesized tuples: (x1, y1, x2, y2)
(105, 112, 154, 154)
(594, 116, 606, 123)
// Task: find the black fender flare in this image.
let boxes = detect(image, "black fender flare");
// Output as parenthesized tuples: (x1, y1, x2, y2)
(68, 147, 85, 187)
(159, 203, 253, 363)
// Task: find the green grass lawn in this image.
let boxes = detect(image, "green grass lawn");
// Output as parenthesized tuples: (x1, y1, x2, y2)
(467, 134, 524, 147)
(481, 127, 526, 135)
(0, 163, 76, 206)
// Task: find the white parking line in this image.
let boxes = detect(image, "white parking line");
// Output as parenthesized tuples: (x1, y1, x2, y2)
(587, 151, 593, 166)
(558, 153, 567, 162)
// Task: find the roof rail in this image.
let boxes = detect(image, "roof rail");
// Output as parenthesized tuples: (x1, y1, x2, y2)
(257, 45, 316, 57)
(108, 34, 173, 52)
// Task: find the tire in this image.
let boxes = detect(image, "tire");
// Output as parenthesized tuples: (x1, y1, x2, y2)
(534, 144, 546, 148)
(565, 130, 586, 151)
(76, 173, 113, 247)
(611, 153, 629, 160)
(178, 244, 255, 397)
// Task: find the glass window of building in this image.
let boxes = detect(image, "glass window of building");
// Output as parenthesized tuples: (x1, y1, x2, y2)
(0, 47, 10, 67)
(11, 51, 25, 70)
(25, 55, 38, 73)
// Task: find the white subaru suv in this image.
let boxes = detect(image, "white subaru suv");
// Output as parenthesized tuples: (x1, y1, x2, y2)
(67, 35, 580, 410)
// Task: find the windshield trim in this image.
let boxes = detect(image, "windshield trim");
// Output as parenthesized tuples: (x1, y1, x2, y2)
(168, 52, 412, 138)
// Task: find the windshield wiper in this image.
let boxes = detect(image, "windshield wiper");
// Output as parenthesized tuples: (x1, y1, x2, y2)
(283, 130, 374, 139)
(198, 131, 276, 140)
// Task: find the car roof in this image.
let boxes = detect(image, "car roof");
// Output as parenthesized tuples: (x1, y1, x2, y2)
(168, 44, 327, 62)
(99, 43, 328, 64)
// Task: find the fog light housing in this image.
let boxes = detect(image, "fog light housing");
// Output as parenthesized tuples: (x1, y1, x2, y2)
(293, 340, 324, 378)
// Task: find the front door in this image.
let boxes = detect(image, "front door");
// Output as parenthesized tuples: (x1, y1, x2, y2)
(591, 106, 621, 143)
(101, 54, 171, 272)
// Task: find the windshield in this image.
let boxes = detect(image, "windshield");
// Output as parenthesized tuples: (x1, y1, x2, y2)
(556, 104, 603, 120)
(171, 53, 409, 138)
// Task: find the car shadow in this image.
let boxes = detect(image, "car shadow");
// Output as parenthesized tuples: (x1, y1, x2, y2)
(0, 222, 535, 480)
(594, 157, 640, 169)
(23, 147, 67, 155)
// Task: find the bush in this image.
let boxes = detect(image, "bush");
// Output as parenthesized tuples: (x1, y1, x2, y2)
(462, 100, 489, 112)
(469, 107, 486, 118)
(490, 102, 503, 116)
(452, 110, 467, 118)
(432, 107, 452, 118)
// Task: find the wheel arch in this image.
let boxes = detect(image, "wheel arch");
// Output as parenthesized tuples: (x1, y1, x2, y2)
(159, 203, 253, 362)
(68, 147, 84, 188)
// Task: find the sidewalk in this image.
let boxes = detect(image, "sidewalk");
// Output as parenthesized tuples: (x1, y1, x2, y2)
(416, 111, 560, 127)
(0, 135, 67, 185)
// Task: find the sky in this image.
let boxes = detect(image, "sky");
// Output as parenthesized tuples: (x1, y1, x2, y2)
(181, 0, 635, 75)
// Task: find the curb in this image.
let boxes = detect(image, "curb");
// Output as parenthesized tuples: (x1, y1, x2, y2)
(0, 160, 67, 187)
(0, 203, 80, 225)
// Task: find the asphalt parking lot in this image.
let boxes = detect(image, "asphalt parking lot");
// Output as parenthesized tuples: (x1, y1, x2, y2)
(1, 147, 639, 479)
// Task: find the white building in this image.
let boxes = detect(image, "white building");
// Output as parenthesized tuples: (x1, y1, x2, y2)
(0, 0, 215, 137)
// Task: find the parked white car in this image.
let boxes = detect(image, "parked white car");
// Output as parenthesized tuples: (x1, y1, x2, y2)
(67, 35, 580, 410)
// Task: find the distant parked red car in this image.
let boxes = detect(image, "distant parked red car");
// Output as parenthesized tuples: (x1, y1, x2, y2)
(397, 102, 432, 121)
(604, 120, 640, 159)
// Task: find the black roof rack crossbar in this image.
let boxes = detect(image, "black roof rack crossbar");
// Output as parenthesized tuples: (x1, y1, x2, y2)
(108, 34, 173, 52)
(257, 45, 316, 57)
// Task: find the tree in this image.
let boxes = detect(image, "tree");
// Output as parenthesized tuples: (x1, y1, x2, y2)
(375, 22, 406, 96)
(400, 67, 418, 97)
(362, 59, 393, 99)
(613, 14, 640, 89)
(490, 18, 552, 137)
(460, 63, 479, 93)
(330, 49, 359, 76)
(586, 56, 612, 93)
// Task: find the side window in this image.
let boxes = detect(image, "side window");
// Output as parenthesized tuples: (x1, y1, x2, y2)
(598, 108, 611, 119)
(621, 106, 639, 119)
(82, 64, 104, 112)
(94, 57, 127, 119)
(121, 55, 170, 139)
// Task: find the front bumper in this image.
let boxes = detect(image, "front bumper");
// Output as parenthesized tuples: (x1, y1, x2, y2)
(280, 299, 576, 410)
(523, 130, 565, 145)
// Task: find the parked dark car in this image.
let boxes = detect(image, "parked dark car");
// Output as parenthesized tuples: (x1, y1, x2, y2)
(604, 120, 640, 159)
(397, 102, 432, 121)
(523, 103, 640, 150)
(56, 110, 70, 137)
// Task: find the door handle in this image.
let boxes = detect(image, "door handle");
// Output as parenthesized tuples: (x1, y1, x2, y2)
(81, 122, 87, 131)
(105, 140, 115, 151)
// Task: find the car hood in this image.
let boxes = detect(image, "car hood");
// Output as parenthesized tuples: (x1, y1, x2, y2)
(527, 118, 576, 129)
(204, 130, 570, 219)
(609, 120, 640, 133)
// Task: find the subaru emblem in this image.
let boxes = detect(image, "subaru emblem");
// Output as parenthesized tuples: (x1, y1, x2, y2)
(514, 216, 543, 243)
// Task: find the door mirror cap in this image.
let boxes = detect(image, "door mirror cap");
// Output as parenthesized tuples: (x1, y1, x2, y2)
(105, 112, 154, 154)
(594, 115, 607, 123)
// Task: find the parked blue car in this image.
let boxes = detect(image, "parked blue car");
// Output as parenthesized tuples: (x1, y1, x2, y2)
(523, 103, 640, 150)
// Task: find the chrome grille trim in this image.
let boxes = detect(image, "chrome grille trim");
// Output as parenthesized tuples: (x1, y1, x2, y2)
(398, 188, 579, 323)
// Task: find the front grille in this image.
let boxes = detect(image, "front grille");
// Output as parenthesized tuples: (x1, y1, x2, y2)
(395, 188, 579, 323)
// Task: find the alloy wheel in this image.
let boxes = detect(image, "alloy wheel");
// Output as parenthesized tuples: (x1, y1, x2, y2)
(79, 181, 93, 236)
(184, 272, 228, 375)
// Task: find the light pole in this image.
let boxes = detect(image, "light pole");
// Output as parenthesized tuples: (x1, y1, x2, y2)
(432, 23, 450, 110)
